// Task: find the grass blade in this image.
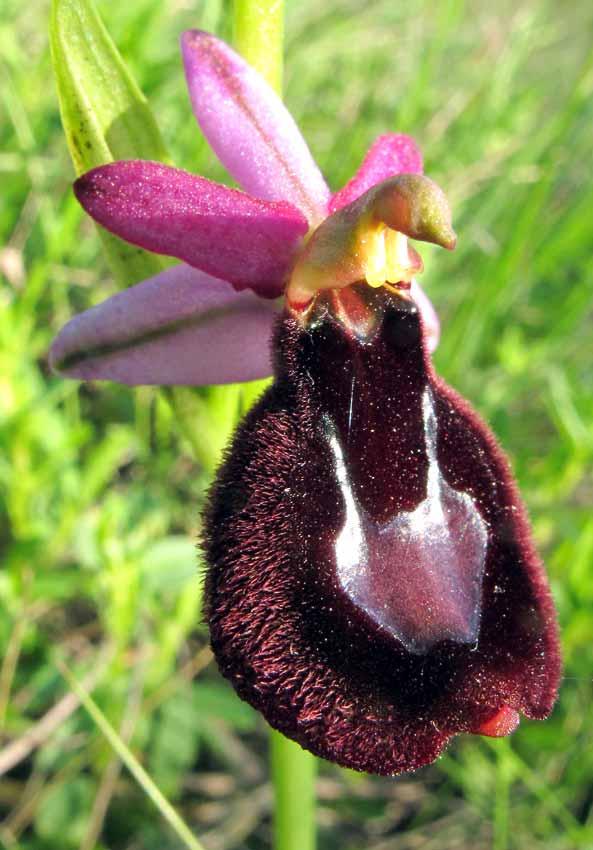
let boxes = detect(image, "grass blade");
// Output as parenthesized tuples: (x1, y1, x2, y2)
(57, 660, 205, 850)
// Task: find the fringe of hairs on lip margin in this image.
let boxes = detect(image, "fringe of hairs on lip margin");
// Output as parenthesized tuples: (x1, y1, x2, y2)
(203, 283, 560, 776)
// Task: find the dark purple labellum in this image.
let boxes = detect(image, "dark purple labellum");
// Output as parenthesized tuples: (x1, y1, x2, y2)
(203, 285, 560, 775)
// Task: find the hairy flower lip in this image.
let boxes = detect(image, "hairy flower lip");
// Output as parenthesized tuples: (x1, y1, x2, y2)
(204, 287, 560, 775)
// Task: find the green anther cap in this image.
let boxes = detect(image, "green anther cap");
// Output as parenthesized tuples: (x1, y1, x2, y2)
(371, 174, 457, 251)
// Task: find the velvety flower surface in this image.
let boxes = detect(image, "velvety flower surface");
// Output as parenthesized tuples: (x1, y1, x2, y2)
(51, 30, 561, 775)
(205, 288, 560, 774)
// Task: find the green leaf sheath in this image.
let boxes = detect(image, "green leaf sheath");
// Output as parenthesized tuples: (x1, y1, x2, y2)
(50, 0, 169, 286)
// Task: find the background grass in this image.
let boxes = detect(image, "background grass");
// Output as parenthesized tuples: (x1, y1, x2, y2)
(1, 0, 593, 847)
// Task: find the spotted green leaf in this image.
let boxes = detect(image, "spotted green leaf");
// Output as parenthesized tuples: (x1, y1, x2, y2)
(50, 0, 169, 285)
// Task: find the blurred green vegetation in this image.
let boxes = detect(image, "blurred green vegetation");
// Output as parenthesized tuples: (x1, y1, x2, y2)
(1, 0, 593, 847)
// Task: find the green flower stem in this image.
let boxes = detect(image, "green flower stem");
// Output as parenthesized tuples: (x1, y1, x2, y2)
(233, 4, 317, 850)
(234, 0, 284, 92)
(270, 730, 317, 850)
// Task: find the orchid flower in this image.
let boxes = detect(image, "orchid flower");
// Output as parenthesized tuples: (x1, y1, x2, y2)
(51, 31, 560, 776)
(50, 30, 439, 385)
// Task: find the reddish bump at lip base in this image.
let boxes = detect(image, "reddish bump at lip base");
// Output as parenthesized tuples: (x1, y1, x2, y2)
(476, 706, 521, 738)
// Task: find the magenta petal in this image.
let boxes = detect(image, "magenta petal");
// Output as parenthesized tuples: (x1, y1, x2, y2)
(410, 280, 440, 353)
(49, 265, 277, 386)
(74, 161, 308, 298)
(329, 134, 423, 214)
(181, 30, 330, 224)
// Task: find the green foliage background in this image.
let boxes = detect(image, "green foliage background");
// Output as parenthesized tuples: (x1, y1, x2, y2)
(1, 0, 593, 847)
